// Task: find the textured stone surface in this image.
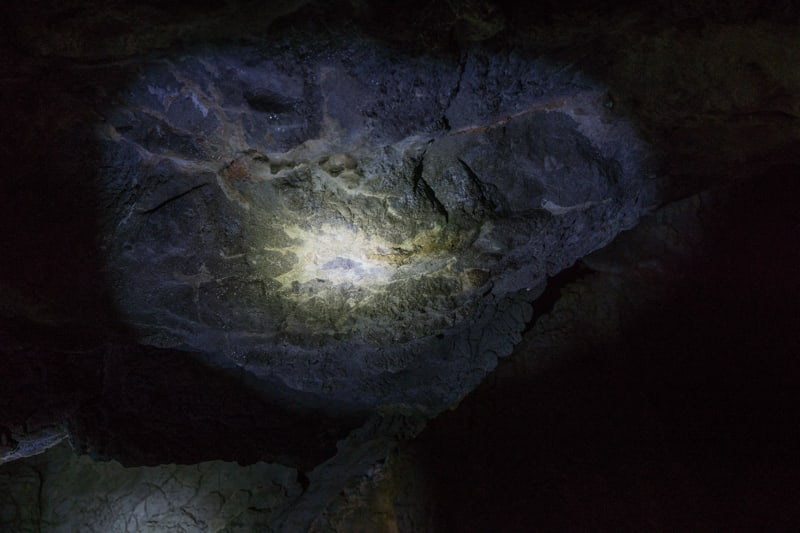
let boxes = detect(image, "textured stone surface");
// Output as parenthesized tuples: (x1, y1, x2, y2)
(1, 0, 799, 531)
(1, 441, 300, 533)
(0, 333, 365, 470)
(95, 28, 650, 410)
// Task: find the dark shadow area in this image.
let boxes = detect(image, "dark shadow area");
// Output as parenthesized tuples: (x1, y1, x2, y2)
(0, 2, 372, 470)
(0, 52, 132, 338)
(416, 165, 800, 531)
(0, 317, 367, 471)
(1, 4, 799, 526)
(523, 261, 593, 336)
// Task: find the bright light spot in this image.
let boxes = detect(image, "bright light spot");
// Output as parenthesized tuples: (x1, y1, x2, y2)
(277, 224, 397, 286)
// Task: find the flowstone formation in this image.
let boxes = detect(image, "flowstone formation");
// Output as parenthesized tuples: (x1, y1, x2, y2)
(98, 27, 650, 409)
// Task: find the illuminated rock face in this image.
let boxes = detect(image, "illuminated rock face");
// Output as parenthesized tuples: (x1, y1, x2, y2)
(98, 29, 650, 408)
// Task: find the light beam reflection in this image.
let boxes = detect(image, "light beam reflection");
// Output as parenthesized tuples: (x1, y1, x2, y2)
(271, 223, 398, 287)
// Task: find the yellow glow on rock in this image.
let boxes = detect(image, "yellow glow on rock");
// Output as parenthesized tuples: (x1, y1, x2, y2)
(256, 221, 463, 343)
(274, 224, 397, 286)
(268, 222, 455, 291)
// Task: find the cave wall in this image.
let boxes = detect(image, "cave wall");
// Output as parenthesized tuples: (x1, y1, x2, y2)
(1, 1, 799, 531)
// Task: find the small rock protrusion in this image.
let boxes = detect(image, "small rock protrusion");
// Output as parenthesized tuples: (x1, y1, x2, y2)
(321, 153, 357, 176)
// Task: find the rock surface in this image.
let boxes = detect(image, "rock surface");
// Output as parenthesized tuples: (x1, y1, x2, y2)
(1, 441, 301, 532)
(95, 27, 650, 410)
(1, 0, 799, 531)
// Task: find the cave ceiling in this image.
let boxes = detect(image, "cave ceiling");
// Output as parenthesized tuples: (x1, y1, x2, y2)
(95, 25, 650, 410)
(1, 0, 799, 531)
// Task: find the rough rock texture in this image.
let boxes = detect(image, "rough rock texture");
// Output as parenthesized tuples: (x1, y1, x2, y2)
(1, 441, 301, 532)
(1, 0, 799, 531)
(95, 28, 650, 410)
(410, 168, 800, 531)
